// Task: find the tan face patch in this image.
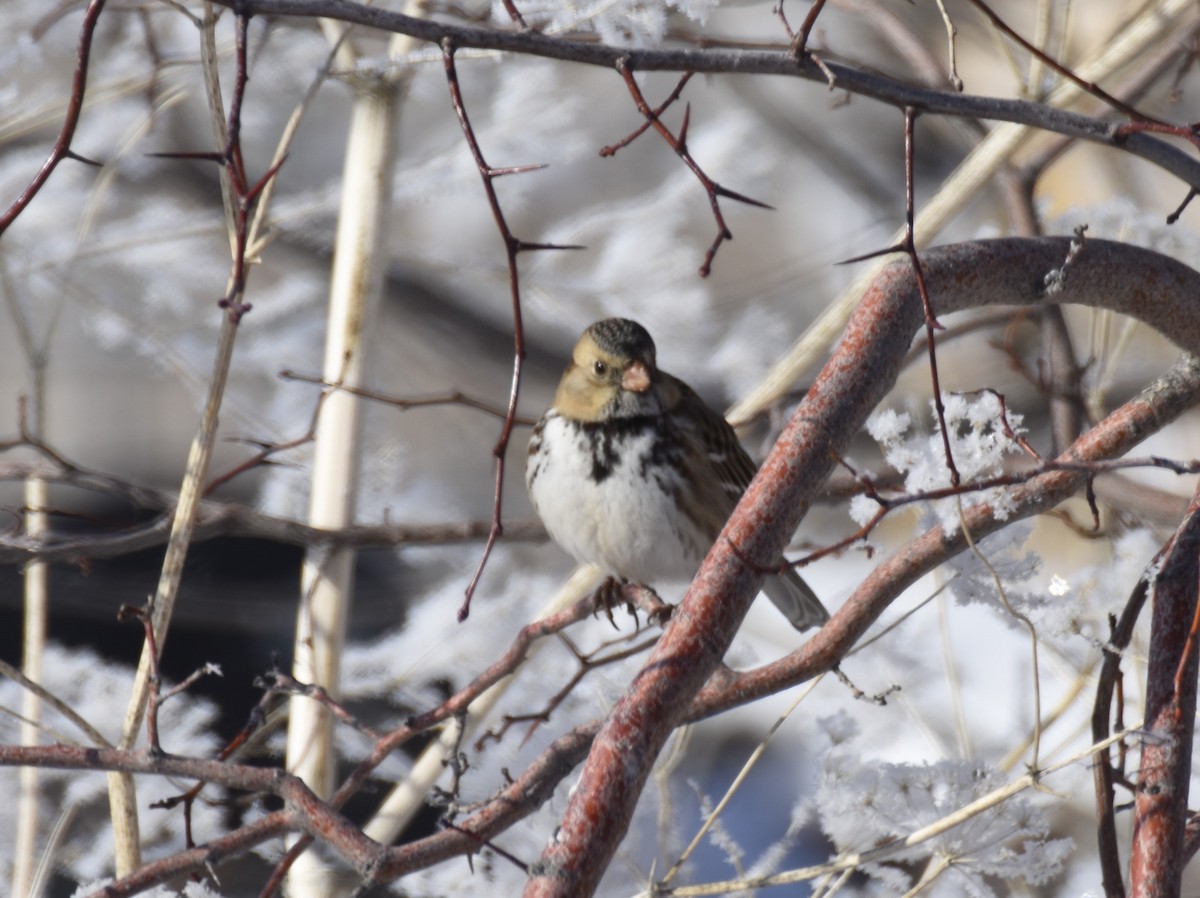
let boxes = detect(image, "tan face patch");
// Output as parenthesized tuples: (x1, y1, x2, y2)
(553, 332, 626, 422)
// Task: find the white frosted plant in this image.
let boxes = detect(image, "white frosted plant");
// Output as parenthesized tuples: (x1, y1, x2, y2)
(849, 392, 1028, 534)
(817, 748, 1073, 897)
(73, 880, 229, 898)
(502, 0, 720, 45)
(1053, 196, 1200, 267)
(854, 393, 1162, 658)
(940, 519, 1044, 622)
(0, 644, 223, 885)
(1027, 527, 1159, 672)
(848, 391, 1160, 657)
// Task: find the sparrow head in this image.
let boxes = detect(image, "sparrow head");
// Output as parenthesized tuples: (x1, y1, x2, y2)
(553, 318, 661, 422)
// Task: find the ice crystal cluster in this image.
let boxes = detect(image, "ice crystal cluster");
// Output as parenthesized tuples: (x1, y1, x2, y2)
(817, 739, 1073, 897)
(850, 392, 1028, 533)
(498, 0, 720, 45)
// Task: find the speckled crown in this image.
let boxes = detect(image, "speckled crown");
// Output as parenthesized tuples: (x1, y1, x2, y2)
(586, 318, 656, 365)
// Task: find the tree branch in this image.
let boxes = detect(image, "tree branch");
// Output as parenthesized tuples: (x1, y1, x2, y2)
(525, 237, 1200, 895)
(203, 0, 1200, 192)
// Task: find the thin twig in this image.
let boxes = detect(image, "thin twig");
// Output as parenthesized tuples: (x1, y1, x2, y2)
(0, 0, 108, 236)
(441, 38, 581, 621)
(612, 56, 770, 276)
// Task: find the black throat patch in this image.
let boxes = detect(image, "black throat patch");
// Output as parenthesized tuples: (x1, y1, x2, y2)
(578, 414, 677, 484)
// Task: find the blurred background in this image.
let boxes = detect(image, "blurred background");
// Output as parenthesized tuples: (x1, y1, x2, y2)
(1, 1, 1198, 895)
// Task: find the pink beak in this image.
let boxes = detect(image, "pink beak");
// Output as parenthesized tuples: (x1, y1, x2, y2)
(621, 360, 651, 393)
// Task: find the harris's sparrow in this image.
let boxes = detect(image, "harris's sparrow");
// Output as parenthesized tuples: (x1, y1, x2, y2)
(525, 318, 828, 632)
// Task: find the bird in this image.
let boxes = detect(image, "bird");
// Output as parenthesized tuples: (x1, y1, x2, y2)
(525, 317, 828, 631)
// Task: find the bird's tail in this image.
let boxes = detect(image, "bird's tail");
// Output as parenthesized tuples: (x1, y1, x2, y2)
(762, 568, 829, 632)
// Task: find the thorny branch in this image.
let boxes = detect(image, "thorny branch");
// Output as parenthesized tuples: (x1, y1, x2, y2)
(0, 0, 106, 236)
(968, 0, 1169, 128)
(473, 629, 659, 750)
(0, 450, 547, 564)
(440, 38, 581, 623)
(194, 0, 1200, 192)
(902, 107, 958, 485)
(793, 453, 1200, 574)
(279, 370, 537, 424)
(610, 58, 770, 276)
(3, 240, 1200, 895)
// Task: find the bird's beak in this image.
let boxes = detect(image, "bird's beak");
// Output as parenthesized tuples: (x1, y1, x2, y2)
(621, 360, 651, 393)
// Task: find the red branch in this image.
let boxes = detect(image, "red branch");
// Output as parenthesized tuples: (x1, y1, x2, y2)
(0, 0, 107, 236)
(1093, 578, 1151, 898)
(693, 353, 1200, 720)
(522, 238, 1200, 896)
(1129, 488, 1200, 896)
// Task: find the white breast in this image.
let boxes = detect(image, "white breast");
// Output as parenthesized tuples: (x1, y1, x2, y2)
(526, 413, 705, 585)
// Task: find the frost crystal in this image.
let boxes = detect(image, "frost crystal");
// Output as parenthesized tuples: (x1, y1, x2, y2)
(818, 755, 1072, 896)
(502, 0, 720, 46)
(862, 393, 1027, 534)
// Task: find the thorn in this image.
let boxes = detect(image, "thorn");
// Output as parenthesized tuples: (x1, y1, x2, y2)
(487, 163, 550, 177)
(245, 153, 289, 203)
(836, 243, 907, 265)
(148, 150, 227, 164)
(515, 241, 587, 253)
(714, 185, 773, 210)
(64, 149, 103, 167)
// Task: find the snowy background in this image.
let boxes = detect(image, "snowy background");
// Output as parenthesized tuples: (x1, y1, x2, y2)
(0, 0, 1198, 895)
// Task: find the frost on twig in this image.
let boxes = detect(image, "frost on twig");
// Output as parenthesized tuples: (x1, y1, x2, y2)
(818, 749, 1073, 896)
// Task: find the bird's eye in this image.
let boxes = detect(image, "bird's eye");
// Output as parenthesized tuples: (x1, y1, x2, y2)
(592, 360, 608, 377)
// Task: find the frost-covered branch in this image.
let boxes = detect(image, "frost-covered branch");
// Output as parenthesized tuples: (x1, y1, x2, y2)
(527, 238, 1200, 895)
(203, 0, 1200, 192)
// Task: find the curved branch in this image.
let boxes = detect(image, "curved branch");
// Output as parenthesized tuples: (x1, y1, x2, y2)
(63, 722, 601, 896)
(694, 353, 1200, 718)
(0, 0, 107, 235)
(525, 237, 1200, 896)
(0, 744, 380, 874)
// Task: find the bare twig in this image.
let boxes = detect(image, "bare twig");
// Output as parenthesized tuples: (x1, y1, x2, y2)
(441, 38, 581, 622)
(0, 0, 107, 236)
(280, 370, 537, 424)
(612, 56, 770, 276)
(473, 631, 658, 750)
(108, 9, 284, 874)
(902, 107, 958, 485)
(196, 0, 1200, 193)
(787, 0, 828, 57)
(1093, 581, 1151, 898)
(967, 0, 1170, 129)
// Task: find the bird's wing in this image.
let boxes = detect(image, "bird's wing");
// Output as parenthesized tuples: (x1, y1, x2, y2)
(664, 373, 830, 630)
(665, 373, 759, 516)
